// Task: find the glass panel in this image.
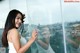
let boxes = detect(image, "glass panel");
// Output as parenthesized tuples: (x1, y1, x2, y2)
(9, 0, 27, 13)
(0, 0, 9, 53)
(63, 2, 80, 53)
(0, 0, 9, 28)
(24, 0, 65, 53)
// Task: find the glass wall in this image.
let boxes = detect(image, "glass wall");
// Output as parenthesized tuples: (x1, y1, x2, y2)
(26, 0, 64, 53)
(0, 0, 80, 53)
(0, 0, 9, 53)
(63, 1, 80, 53)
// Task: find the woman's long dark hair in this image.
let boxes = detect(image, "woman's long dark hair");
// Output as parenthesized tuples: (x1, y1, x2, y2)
(2, 9, 25, 47)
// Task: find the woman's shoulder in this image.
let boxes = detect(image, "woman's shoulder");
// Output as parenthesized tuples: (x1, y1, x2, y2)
(9, 28, 18, 33)
(8, 28, 19, 36)
(7, 28, 20, 42)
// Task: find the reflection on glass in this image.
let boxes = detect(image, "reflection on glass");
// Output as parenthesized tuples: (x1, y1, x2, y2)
(63, 2, 80, 53)
(20, 23, 64, 53)
(26, 25, 55, 53)
(65, 22, 80, 53)
(36, 26, 55, 53)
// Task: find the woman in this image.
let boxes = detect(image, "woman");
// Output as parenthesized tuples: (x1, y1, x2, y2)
(2, 9, 37, 53)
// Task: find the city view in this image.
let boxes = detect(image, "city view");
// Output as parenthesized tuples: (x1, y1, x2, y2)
(0, 21, 80, 53)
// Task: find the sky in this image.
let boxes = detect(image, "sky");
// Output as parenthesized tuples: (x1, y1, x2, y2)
(0, 0, 80, 28)
(63, 2, 80, 22)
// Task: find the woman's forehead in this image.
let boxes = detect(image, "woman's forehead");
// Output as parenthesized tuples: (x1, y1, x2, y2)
(16, 13, 22, 18)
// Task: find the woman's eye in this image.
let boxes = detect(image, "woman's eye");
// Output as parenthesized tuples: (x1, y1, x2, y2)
(16, 17, 19, 19)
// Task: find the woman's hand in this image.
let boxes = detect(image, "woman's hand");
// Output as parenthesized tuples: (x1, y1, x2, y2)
(31, 29, 38, 41)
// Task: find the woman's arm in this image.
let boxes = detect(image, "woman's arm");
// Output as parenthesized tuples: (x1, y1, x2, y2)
(36, 28, 50, 50)
(66, 37, 79, 48)
(10, 28, 37, 53)
(36, 38, 49, 50)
